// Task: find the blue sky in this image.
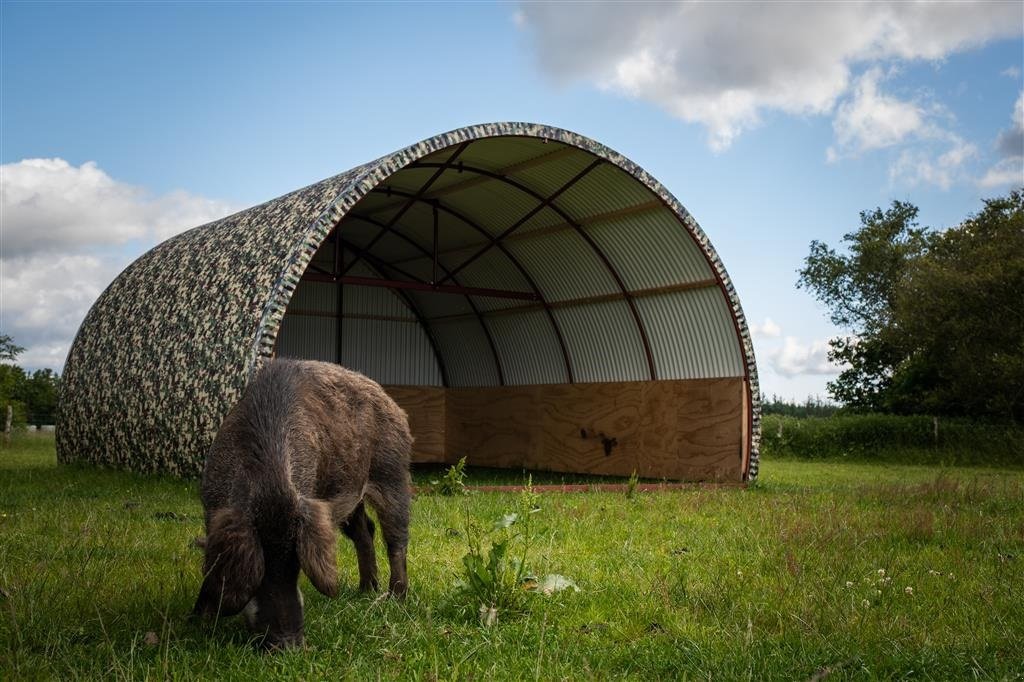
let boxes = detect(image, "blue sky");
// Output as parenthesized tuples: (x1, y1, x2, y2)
(2, 1, 1022, 400)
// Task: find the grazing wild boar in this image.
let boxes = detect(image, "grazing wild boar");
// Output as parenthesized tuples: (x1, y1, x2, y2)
(193, 359, 412, 650)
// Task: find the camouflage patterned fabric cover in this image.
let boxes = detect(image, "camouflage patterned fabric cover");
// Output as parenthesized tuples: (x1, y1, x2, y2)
(57, 123, 761, 479)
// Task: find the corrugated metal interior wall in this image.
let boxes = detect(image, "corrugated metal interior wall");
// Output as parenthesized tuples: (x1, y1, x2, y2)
(275, 137, 744, 388)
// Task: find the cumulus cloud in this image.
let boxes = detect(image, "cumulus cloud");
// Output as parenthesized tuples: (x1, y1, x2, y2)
(750, 317, 781, 339)
(979, 91, 1024, 188)
(765, 337, 843, 378)
(1, 158, 235, 370)
(827, 68, 925, 159)
(1, 158, 235, 257)
(996, 91, 1024, 158)
(751, 317, 843, 377)
(519, 2, 1021, 150)
(890, 135, 978, 190)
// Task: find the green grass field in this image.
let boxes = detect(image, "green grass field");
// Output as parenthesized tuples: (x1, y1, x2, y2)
(1, 434, 1022, 680)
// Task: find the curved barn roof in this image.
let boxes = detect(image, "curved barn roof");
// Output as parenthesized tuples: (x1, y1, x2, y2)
(57, 122, 761, 479)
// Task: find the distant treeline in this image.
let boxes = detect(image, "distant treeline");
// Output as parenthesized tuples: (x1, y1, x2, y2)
(761, 395, 839, 418)
(761, 413, 1023, 467)
(1, 335, 60, 430)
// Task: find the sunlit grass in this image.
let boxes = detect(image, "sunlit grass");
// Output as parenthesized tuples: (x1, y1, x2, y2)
(1, 434, 1022, 679)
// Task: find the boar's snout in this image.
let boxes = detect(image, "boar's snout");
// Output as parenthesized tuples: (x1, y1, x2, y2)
(243, 586, 306, 653)
(260, 629, 305, 652)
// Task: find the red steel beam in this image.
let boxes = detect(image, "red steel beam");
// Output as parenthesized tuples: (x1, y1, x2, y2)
(302, 272, 540, 301)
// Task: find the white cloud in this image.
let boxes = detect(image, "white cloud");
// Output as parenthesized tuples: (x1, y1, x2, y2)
(995, 91, 1024, 158)
(1002, 66, 1022, 79)
(766, 336, 843, 378)
(519, 2, 1021, 150)
(978, 157, 1024, 188)
(1, 158, 234, 257)
(890, 135, 978, 190)
(1, 158, 235, 370)
(750, 317, 781, 339)
(828, 68, 925, 159)
(978, 91, 1024, 188)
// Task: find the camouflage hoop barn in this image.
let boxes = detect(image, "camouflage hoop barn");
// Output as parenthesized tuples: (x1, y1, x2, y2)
(58, 123, 761, 481)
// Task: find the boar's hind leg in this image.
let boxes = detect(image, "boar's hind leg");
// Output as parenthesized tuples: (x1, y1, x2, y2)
(341, 502, 379, 592)
(367, 485, 410, 598)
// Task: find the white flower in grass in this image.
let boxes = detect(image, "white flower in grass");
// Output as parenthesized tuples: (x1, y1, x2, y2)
(845, 581, 854, 588)
(905, 586, 914, 595)
(861, 599, 871, 608)
(876, 589, 882, 596)
(736, 570, 743, 577)
(877, 568, 886, 576)
(949, 573, 955, 580)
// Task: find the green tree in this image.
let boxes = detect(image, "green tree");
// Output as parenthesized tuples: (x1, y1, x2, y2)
(0, 335, 25, 362)
(21, 369, 60, 427)
(0, 335, 28, 430)
(798, 190, 1024, 421)
(892, 191, 1024, 421)
(798, 201, 927, 411)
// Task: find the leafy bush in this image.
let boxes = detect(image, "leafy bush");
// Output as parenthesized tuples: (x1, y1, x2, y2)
(454, 479, 576, 626)
(427, 457, 469, 496)
(761, 413, 1023, 466)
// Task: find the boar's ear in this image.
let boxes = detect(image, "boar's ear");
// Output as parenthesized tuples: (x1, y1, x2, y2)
(296, 498, 338, 598)
(193, 508, 264, 617)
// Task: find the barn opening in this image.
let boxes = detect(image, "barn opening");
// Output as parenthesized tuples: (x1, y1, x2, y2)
(273, 135, 756, 481)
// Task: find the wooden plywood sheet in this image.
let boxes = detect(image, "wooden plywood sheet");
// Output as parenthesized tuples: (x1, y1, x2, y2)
(444, 378, 744, 481)
(383, 386, 446, 463)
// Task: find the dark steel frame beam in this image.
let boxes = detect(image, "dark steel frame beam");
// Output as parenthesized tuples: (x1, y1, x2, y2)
(316, 230, 451, 387)
(360, 145, 578, 218)
(343, 141, 473, 276)
(406, 160, 658, 380)
(386, 199, 663, 268)
(358, 188, 576, 383)
(437, 159, 603, 285)
(344, 211, 515, 385)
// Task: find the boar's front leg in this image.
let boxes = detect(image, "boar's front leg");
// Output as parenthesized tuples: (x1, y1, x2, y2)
(341, 502, 379, 592)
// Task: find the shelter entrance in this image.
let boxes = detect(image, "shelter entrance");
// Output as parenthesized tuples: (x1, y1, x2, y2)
(274, 135, 751, 481)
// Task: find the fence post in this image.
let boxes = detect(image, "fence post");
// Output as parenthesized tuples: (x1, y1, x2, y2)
(3, 404, 11, 446)
(933, 416, 939, 447)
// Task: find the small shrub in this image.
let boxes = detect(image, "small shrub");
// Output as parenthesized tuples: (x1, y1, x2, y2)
(428, 457, 469, 496)
(453, 478, 575, 626)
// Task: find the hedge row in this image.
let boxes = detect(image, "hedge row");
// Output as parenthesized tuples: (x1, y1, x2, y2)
(760, 413, 1023, 466)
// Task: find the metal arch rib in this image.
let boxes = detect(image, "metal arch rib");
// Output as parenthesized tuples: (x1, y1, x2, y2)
(329, 230, 451, 388)
(344, 141, 473, 276)
(343, 212, 507, 386)
(368, 187, 576, 384)
(408, 161, 658, 381)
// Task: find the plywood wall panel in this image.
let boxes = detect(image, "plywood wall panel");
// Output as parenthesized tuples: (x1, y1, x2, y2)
(441, 378, 744, 481)
(383, 386, 447, 463)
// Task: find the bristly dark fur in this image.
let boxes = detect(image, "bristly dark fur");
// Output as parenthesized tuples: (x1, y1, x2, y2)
(193, 359, 413, 650)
